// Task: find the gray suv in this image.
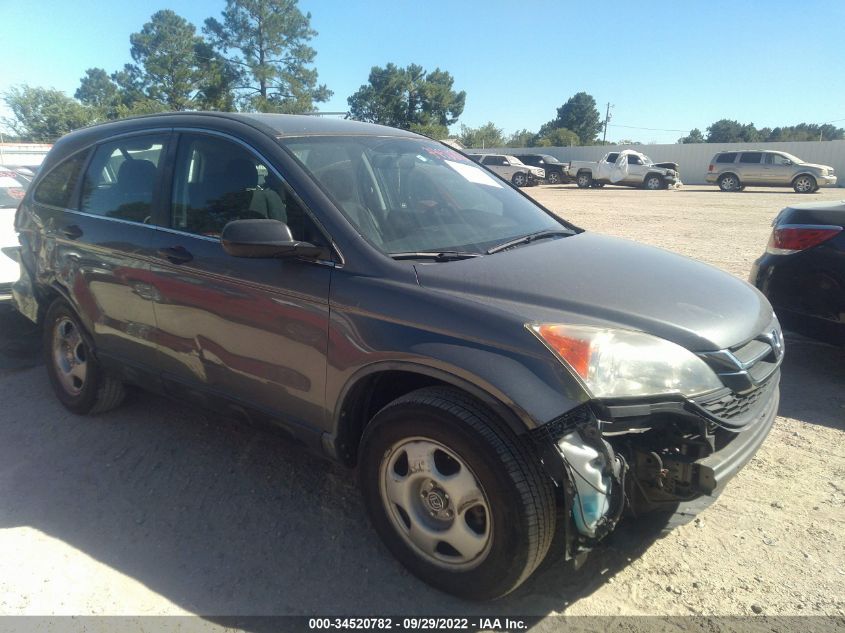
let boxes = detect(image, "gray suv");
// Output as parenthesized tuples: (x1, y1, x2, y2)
(13, 112, 781, 600)
(706, 150, 837, 193)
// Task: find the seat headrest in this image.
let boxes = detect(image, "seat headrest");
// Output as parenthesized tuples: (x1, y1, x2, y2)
(322, 167, 354, 202)
(117, 160, 157, 192)
(225, 159, 258, 190)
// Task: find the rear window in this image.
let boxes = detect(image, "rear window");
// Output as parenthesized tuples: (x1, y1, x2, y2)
(33, 151, 90, 209)
(739, 152, 763, 164)
(715, 153, 737, 163)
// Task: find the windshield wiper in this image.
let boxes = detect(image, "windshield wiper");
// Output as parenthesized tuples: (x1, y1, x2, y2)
(486, 229, 573, 255)
(390, 251, 482, 262)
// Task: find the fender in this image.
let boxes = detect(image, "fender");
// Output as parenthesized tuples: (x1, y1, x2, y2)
(326, 340, 589, 462)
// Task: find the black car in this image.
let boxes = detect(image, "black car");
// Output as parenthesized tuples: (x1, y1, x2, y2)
(514, 153, 570, 185)
(13, 112, 781, 600)
(751, 200, 845, 345)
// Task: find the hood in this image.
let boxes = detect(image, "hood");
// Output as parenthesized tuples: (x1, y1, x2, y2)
(414, 232, 773, 352)
(798, 162, 833, 171)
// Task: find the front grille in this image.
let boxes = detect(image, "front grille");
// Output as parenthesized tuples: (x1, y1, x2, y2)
(697, 318, 784, 394)
(697, 378, 772, 421)
(692, 318, 784, 428)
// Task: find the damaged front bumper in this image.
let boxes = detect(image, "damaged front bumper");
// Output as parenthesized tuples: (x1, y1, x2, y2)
(532, 377, 779, 555)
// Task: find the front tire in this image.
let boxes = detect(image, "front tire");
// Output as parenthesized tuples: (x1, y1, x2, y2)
(511, 172, 528, 187)
(44, 299, 125, 415)
(793, 175, 817, 193)
(359, 387, 555, 600)
(644, 174, 664, 190)
(546, 171, 562, 185)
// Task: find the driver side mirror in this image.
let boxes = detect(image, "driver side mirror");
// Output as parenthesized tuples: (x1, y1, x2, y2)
(783, 160, 792, 166)
(221, 219, 324, 259)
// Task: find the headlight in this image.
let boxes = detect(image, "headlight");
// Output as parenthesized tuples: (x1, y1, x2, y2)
(528, 324, 722, 399)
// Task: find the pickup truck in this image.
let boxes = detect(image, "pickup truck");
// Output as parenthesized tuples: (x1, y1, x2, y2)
(567, 150, 680, 190)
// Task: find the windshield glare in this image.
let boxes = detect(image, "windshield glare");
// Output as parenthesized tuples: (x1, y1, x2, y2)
(282, 137, 565, 255)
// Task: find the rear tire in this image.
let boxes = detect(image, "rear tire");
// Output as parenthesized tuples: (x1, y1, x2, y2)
(359, 387, 555, 600)
(576, 172, 593, 188)
(546, 171, 561, 185)
(718, 173, 741, 192)
(44, 299, 125, 415)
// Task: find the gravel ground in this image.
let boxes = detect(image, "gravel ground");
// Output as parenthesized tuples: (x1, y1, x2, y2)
(0, 184, 843, 623)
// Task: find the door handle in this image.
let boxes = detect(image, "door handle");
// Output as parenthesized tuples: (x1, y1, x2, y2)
(60, 225, 83, 240)
(157, 246, 193, 264)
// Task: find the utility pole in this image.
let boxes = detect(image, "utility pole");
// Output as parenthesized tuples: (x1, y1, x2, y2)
(602, 102, 614, 143)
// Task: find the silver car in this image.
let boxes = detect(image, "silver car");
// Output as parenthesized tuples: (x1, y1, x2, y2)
(470, 154, 544, 187)
(706, 150, 837, 193)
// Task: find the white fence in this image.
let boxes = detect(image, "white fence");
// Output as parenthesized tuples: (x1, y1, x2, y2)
(470, 140, 845, 187)
(0, 143, 52, 168)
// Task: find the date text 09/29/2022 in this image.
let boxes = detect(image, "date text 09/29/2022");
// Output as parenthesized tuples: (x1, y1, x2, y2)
(307, 617, 528, 631)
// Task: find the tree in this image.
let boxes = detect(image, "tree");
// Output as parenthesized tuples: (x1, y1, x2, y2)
(549, 92, 602, 145)
(204, 0, 331, 113)
(677, 128, 704, 144)
(129, 10, 208, 111)
(75, 68, 119, 113)
(458, 122, 505, 148)
(2, 85, 95, 141)
(505, 128, 535, 148)
(347, 63, 465, 131)
(706, 119, 761, 143)
(534, 122, 579, 147)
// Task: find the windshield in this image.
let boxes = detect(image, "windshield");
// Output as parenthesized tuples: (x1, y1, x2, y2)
(281, 136, 565, 255)
(0, 171, 28, 208)
(505, 155, 525, 165)
(778, 152, 803, 163)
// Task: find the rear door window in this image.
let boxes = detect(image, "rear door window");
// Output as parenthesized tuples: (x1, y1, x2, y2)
(32, 151, 90, 209)
(716, 153, 737, 163)
(79, 135, 168, 223)
(739, 152, 763, 164)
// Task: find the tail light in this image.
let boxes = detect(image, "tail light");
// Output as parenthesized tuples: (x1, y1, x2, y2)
(766, 224, 842, 255)
(708, 164, 714, 172)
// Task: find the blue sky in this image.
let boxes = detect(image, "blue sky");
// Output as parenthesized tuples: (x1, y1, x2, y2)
(1, 0, 843, 143)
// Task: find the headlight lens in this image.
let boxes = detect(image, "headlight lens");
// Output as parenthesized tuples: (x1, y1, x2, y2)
(529, 324, 723, 399)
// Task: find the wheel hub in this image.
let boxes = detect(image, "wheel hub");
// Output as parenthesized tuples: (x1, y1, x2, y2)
(420, 480, 452, 519)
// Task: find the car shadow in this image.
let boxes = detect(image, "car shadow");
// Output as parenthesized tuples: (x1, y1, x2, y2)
(678, 189, 831, 195)
(0, 308, 41, 374)
(776, 334, 845, 431)
(0, 358, 672, 624)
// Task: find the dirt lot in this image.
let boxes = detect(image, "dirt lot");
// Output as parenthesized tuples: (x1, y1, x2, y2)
(0, 185, 843, 624)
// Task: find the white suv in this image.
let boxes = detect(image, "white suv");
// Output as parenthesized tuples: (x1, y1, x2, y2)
(470, 154, 544, 187)
(0, 168, 27, 303)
